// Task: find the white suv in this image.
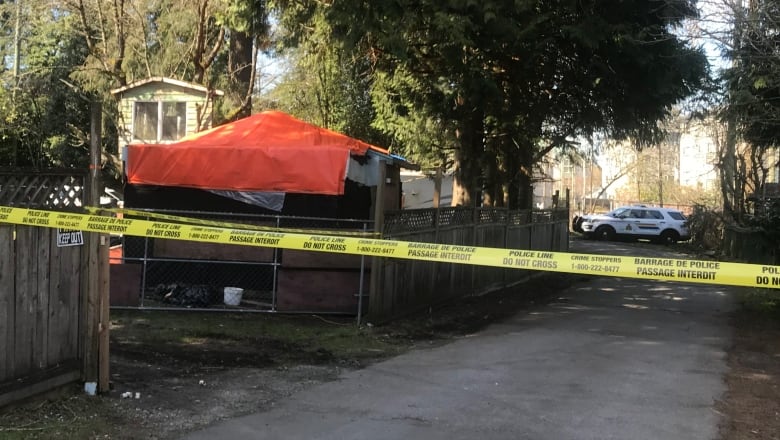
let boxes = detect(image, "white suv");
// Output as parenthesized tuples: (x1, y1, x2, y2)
(578, 206, 690, 244)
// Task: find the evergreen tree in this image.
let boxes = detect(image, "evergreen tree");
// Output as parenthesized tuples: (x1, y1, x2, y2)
(312, 0, 709, 208)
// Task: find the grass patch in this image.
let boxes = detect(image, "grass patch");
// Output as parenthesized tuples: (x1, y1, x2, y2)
(732, 287, 780, 340)
(0, 391, 120, 440)
(110, 310, 408, 367)
(736, 287, 780, 319)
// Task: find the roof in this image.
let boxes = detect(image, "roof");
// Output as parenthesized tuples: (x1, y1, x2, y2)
(110, 76, 225, 96)
(126, 111, 416, 195)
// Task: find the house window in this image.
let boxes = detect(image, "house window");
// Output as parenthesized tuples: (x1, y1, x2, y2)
(133, 101, 187, 142)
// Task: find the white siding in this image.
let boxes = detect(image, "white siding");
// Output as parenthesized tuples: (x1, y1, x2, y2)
(115, 82, 216, 147)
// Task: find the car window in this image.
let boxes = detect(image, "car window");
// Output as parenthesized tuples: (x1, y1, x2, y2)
(611, 208, 629, 217)
(647, 210, 664, 220)
(629, 209, 646, 218)
(667, 211, 686, 221)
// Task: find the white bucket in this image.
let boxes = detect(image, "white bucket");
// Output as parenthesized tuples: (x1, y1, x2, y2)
(223, 287, 244, 306)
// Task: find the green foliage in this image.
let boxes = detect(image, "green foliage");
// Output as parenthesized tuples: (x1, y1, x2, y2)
(264, 6, 392, 148)
(722, 0, 780, 151)
(737, 287, 780, 322)
(369, 67, 456, 166)
(746, 200, 780, 258)
(686, 205, 725, 251)
(0, 0, 708, 203)
(714, 0, 780, 225)
(306, 0, 709, 207)
(217, 0, 268, 34)
(0, 0, 271, 173)
(0, 2, 92, 169)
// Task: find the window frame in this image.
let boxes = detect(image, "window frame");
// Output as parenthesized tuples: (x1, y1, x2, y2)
(132, 100, 187, 143)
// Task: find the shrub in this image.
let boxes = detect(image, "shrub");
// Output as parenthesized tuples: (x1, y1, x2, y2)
(686, 205, 725, 251)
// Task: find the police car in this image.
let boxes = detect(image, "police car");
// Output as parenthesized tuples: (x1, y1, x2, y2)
(578, 206, 690, 244)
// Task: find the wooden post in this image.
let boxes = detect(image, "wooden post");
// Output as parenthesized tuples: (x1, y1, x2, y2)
(98, 233, 110, 392)
(432, 166, 443, 297)
(367, 163, 387, 318)
(84, 101, 110, 393)
(433, 165, 442, 239)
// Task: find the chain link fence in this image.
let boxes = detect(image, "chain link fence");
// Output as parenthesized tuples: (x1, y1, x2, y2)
(116, 209, 372, 312)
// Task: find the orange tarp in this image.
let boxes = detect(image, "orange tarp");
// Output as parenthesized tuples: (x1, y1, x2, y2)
(126, 111, 389, 195)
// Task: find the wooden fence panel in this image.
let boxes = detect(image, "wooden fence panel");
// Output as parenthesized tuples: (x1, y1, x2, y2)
(0, 225, 14, 383)
(33, 228, 51, 370)
(0, 224, 84, 404)
(722, 227, 777, 265)
(64, 242, 82, 364)
(0, 170, 87, 407)
(46, 232, 81, 365)
(14, 226, 36, 377)
(451, 227, 475, 297)
(530, 223, 552, 250)
(47, 231, 64, 364)
(506, 225, 533, 284)
(474, 224, 506, 292)
(374, 209, 569, 320)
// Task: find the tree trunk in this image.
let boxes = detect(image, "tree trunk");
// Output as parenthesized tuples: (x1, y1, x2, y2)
(721, 116, 737, 222)
(452, 105, 484, 207)
(482, 138, 500, 207)
(502, 134, 534, 210)
(451, 160, 472, 207)
(227, 31, 254, 121)
(516, 170, 533, 210)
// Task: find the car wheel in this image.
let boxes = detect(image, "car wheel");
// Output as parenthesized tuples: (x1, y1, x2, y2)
(658, 229, 679, 245)
(573, 217, 584, 233)
(595, 225, 616, 241)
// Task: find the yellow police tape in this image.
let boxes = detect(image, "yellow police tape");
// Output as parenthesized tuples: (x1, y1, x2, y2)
(2, 205, 779, 289)
(84, 206, 380, 238)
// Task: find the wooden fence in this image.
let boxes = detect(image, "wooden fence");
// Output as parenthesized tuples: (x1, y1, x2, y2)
(0, 225, 83, 406)
(722, 225, 778, 265)
(0, 170, 91, 407)
(371, 207, 569, 319)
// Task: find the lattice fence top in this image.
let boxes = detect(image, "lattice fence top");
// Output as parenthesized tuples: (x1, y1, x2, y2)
(508, 210, 533, 225)
(478, 208, 508, 224)
(384, 209, 436, 234)
(0, 171, 86, 209)
(384, 207, 568, 235)
(442, 208, 473, 225)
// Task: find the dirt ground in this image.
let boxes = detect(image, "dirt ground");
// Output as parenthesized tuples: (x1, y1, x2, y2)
(718, 290, 780, 440)
(1, 272, 780, 439)
(0, 274, 578, 440)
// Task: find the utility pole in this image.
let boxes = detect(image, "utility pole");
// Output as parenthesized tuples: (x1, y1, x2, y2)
(658, 140, 664, 207)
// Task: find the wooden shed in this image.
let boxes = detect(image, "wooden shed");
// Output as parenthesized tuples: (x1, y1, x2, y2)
(111, 77, 224, 147)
